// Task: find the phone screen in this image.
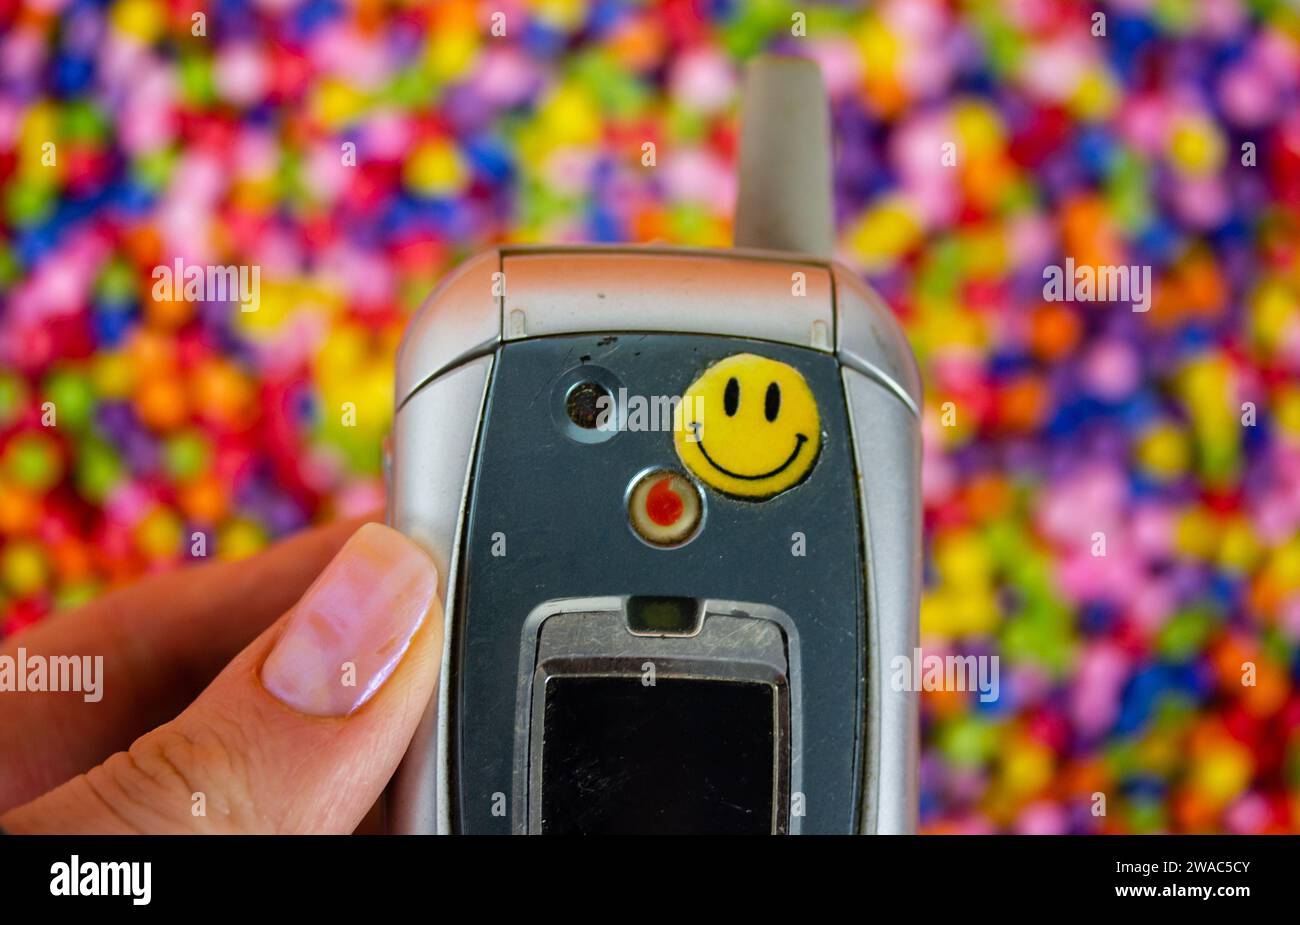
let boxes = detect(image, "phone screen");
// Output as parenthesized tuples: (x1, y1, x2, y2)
(539, 675, 779, 834)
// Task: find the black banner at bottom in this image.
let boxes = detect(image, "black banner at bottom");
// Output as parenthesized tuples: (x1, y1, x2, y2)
(0, 834, 1284, 911)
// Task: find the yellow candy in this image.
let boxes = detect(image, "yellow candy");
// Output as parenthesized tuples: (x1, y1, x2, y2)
(325, 363, 396, 437)
(954, 101, 1006, 161)
(19, 102, 59, 176)
(935, 530, 994, 589)
(2, 542, 48, 596)
(1248, 278, 1297, 355)
(953, 587, 1000, 636)
(1191, 741, 1252, 806)
(312, 79, 370, 130)
(529, 0, 586, 29)
(1135, 421, 1190, 480)
(219, 519, 268, 561)
(1274, 386, 1300, 438)
(917, 300, 987, 353)
(315, 325, 367, 379)
(920, 587, 1000, 638)
(1178, 355, 1233, 420)
(136, 507, 183, 560)
(425, 13, 479, 82)
(1217, 517, 1262, 574)
(1069, 68, 1120, 121)
(961, 227, 1009, 280)
(1169, 114, 1225, 176)
(919, 591, 951, 637)
(856, 17, 901, 81)
(1174, 506, 1217, 559)
(404, 139, 469, 197)
(540, 82, 601, 147)
(846, 197, 922, 270)
(92, 351, 134, 399)
(1176, 357, 1240, 480)
(236, 278, 339, 338)
(1002, 738, 1053, 798)
(110, 0, 166, 45)
(1261, 539, 1300, 592)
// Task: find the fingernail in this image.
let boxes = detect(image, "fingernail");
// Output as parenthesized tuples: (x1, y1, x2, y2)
(261, 523, 438, 717)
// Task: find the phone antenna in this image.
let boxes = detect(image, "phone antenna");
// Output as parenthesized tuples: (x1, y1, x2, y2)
(733, 54, 834, 258)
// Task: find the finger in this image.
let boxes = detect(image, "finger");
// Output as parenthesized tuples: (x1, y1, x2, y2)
(0, 514, 377, 813)
(1, 523, 442, 834)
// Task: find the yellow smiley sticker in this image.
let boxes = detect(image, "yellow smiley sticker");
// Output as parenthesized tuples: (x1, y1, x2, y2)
(673, 353, 822, 500)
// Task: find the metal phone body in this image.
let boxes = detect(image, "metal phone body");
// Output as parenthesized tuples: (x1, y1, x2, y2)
(386, 244, 921, 834)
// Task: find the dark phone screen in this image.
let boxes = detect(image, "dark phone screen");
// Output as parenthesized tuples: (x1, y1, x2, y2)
(539, 675, 777, 834)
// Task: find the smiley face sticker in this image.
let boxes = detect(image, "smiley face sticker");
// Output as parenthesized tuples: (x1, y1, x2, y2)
(673, 353, 822, 500)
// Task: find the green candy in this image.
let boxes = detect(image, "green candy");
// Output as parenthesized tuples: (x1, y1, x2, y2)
(719, 0, 785, 59)
(96, 259, 138, 304)
(0, 241, 18, 292)
(5, 179, 57, 226)
(1127, 798, 1167, 834)
(61, 101, 109, 144)
(1152, 692, 1196, 730)
(76, 439, 124, 504)
(669, 202, 712, 241)
(386, 66, 442, 109)
(1156, 607, 1216, 661)
(5, 434, 62, 492)
(163, 430, 212, 481)
(0, 373, 29, 427)
(42, 369, 96, 433)
(939, 714, 999, 767)
(54, 581, 101, 612)
(178, 54, 216, 106)
(132, 147, 178, 191)
(572, 52, 649, 119)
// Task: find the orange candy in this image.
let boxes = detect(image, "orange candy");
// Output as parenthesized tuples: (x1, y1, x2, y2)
(631, 206, 670, 242)
(177, 474, 230, 524)
(0, 484, 41, 535)
(991, 374, 1049, 433)
(962, 473, 1013, 522)
(607, 15, 666, 71)
(1240, 657, 1288, 716)
(135, 375, 189, 431)
(1058, 758, 1109, 802)
(1028, 302, 1082, 361)
(190, 359, 256, 430)
(51, 539, 94, 583)
(923, 686, 969, 719)
(126, 327, 178, 375)
(143, 291, 196, 330)
(1173, 787, 1219, 832)
(1060, 195, 1122, 270)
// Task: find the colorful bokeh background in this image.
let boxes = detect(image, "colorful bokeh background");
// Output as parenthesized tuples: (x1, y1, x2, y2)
(3, 0, 1300, 833)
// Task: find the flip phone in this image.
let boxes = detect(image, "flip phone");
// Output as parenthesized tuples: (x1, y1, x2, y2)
(387, 57, 921, 834)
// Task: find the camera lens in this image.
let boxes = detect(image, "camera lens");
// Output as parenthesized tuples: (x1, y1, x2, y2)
(565, 381, 610, 430)
(552, 365, 622, 444)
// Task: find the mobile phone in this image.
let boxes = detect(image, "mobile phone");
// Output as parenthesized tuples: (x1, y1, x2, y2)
(386, 56, 920, 834)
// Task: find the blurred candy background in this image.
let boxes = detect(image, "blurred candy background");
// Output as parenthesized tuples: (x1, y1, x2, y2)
(2, 0, 1300, 833)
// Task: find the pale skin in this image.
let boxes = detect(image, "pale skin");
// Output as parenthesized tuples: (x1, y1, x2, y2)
(0, 516, 444, 834)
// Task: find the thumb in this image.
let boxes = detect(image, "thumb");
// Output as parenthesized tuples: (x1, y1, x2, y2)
(1, 523, 442, 834)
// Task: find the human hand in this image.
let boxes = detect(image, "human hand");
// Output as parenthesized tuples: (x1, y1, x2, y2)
(0, 519, 442, 834)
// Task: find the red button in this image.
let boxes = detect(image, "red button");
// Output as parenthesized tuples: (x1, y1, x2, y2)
(627, 469, 703, 547)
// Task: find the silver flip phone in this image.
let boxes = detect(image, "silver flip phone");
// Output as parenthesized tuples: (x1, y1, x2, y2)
(387, 56, 921, 834)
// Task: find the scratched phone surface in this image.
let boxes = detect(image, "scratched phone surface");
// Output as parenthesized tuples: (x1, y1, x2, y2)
(453, 333, 866, 834)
